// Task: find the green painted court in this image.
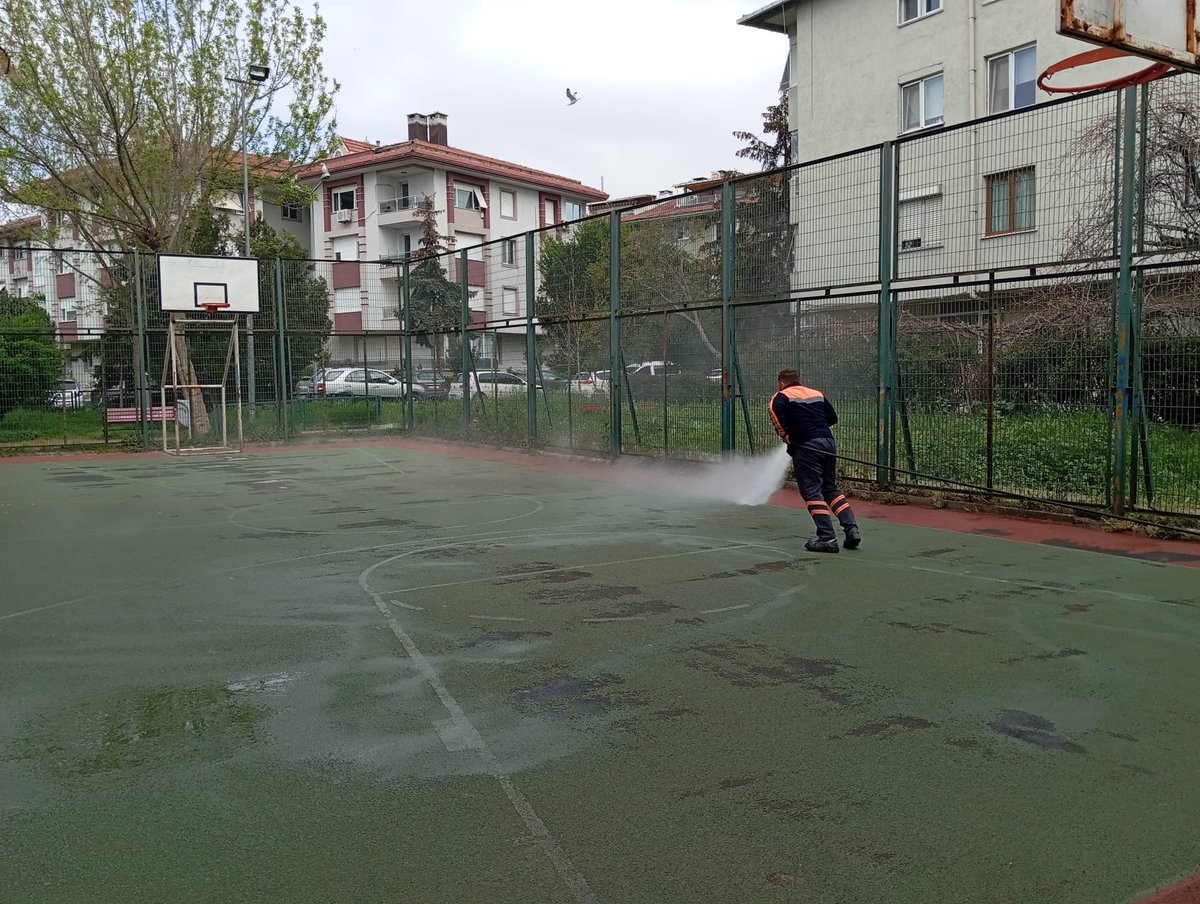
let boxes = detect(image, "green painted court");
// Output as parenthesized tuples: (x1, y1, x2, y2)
(1, 441, 1197, 903)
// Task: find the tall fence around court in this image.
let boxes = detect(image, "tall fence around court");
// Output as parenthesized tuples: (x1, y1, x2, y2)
(1, 79, 1198, 518)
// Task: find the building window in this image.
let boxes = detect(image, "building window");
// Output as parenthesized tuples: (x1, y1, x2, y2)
(55, 251, 71, 274)
(332, 188, 356, 211)
(988, 45, 1037, 113)
(899, 0, 941, 24)
(564, 200, 583, 221)
(901, 73, 944, 132)
(985, 167, 1036, 235)
(281, 204, 302, 221)
(500, 189, 516, 218)
(898, 186, 943, 251)
(61, 303, 77, 321)
(501, 239, 517, 266)
(455, 186, 486, 211)
(1184, 148, 1200, 207)
(544, 199, 558, 225)
(503, 287, 518, 315)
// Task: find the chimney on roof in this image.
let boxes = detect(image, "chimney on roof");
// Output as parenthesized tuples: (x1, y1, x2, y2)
(407, 113, 428, 142)
(428, 112, 448, 146)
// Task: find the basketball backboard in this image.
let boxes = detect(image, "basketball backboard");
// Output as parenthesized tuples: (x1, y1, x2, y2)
(158, 254, 261, 313)
(1059, 0, 1199, 69)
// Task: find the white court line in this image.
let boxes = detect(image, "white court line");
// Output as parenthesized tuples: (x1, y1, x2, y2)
(701, 603, 752, 614)
(582, 616, 646, 623)
(468, 614, 526, 622)
(901, 563, 1166, 604)
(0, 595, 99, 622)
(358, 556, 598, 904)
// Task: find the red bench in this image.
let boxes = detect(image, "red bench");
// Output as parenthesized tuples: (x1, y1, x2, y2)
(104, 406, 177, 424)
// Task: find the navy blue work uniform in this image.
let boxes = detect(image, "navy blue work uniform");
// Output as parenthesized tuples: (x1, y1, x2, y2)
(769, 383, 857, 543)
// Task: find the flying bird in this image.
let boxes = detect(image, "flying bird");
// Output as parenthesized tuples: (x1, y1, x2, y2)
(565, 88, 579, 105)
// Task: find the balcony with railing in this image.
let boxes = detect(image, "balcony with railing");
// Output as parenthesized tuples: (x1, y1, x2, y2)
(378, 190, 435, 227)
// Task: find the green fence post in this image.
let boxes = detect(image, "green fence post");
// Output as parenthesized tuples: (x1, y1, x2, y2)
(608, 211, 623, 459)
(460, 249, 471, 431)
(720, 180, 735, 457)
(134, 252, 149, 448)
(274, 258, 288, 439)
(1112, 86, 1138, 516)
(525, 237, 537, 446)
(876, 142, 896, 487)
(402, 257, 414, 431)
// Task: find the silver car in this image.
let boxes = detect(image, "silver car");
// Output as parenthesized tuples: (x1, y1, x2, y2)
(447, 370, 536, 399)
(316, 367, 423, 399)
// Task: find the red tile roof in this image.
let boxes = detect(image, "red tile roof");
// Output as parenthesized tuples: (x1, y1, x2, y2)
(339, 137, 375, 154)
(302, 138, 607, 201)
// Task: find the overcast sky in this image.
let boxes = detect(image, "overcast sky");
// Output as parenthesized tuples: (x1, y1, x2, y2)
(321, 0, 787, 200)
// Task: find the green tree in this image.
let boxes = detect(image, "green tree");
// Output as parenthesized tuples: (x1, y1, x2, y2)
(536, 216, 610, 371)
(0, 0, 338, 432)
(407, 197, 463, 371)
(0, 0, 338, 253)
(732, 89, 795, 300)
(0, 291, 61, 416)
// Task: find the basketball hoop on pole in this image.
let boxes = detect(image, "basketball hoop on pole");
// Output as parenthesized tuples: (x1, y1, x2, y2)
(156, 254, 261, 456)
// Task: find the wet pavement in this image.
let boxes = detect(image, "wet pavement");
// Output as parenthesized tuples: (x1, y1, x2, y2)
(1, 441, 1197, 903)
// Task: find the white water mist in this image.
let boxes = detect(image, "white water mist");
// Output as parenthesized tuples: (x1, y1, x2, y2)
(613, 444, 793, 507)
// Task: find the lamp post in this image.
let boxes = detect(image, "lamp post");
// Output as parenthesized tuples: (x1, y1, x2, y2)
(226, 63, 269, 417)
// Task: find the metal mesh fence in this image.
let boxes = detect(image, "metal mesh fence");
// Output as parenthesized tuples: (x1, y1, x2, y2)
(3, 81, 1200, 517)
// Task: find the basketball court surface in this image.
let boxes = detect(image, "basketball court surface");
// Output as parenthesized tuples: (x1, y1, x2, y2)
(1, 439, 1197, 903)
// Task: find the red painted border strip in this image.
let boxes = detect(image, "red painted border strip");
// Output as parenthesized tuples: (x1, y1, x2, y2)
(1131, 872, 1200, 903)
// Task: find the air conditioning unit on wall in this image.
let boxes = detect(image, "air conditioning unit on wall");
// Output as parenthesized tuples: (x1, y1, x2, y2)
(336, 208, 353, 223)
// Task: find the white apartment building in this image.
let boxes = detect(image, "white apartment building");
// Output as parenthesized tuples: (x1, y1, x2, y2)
(739, 0, 1145, 291)
(299, 113, 607, 367)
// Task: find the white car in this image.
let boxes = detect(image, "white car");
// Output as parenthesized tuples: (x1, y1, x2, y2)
(569, 370, 611, 395)
(316, 367, 423, 399)
(626, 361, 682, 378)
(49, 380, 87, 409)
(448, 370, 536, 399)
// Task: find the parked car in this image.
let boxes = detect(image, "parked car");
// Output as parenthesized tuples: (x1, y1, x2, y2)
(316, 367, 423, 399)
(570, 370, 611, 395)
(411, 370, 450, 399)
(414, 370, 449, 390)
(49, 380, 86, 409)
(448, 370, 537, 399)
(295, 376, 316, 399)
(508, 365, 567, 388)
(626, 361, 682, 378)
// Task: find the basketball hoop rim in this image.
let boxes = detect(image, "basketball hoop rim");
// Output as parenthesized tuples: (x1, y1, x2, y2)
(1037, 46, 1175, 95)
(198, 302, 232, 314)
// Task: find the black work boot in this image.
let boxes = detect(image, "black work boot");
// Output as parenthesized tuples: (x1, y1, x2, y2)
(843, 526, 862, 550)
(804, 537, 839, 554)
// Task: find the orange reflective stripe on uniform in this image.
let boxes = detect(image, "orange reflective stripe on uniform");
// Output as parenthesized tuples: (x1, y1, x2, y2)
(781, 385, 824, 403)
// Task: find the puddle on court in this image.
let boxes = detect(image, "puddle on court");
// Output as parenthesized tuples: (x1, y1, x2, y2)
(4, 684, 268, 782)
(511, 673, 623, 717)
(686, 640, 855, 705)
(990, 709, 1086, 753)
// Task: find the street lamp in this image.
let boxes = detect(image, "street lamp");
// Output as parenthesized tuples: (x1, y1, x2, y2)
(225, 63, 269, 416)
(226, 63, 270, 256)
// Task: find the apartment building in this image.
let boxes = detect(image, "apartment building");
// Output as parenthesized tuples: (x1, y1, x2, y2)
(739, 0, 1145, 291)
(300, 113, 607, 365)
